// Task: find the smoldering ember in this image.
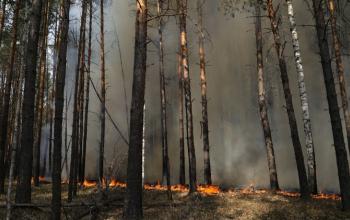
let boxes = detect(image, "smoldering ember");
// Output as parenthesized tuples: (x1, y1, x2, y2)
(0, 0, 350, 219)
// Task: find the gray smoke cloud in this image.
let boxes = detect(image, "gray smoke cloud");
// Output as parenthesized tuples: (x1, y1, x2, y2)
(62, 0, 350, 192)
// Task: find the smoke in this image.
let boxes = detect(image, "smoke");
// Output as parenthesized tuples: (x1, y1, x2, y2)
(61, 0, 350, 192)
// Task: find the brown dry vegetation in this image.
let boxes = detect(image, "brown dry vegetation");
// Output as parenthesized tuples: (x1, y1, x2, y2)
(0, 184, 350, 219)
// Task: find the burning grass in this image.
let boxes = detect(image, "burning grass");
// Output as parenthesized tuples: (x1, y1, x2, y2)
(0, 181, 348, 219)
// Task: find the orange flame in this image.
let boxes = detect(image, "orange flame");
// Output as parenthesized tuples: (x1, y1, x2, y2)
(197, 185, 220, 195)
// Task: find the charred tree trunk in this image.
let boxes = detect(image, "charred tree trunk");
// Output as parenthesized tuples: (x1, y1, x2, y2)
(285, 0, 316, 195)
(33, 0, 50, 187)
(197, 0, 211, 185)
(266, 0, 308, 194)
(322, 0, 350, 210)
(99, 0, 106, 185)
(68, 0, 87, 202)
(178, 50, 185, 185)
(0, 0, 20, 194)
(157, 0, 171, 196)
(124, 0, 147, 218)
(179, 0, 197, 193)
(328, 0, 350, 157)
(255, 0, 280, 191)
(15, 0, 43, 203)
(52, 0, 70, 218)
(81, 0, 93, 184)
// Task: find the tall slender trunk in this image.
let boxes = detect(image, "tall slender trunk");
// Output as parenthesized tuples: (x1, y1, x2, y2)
(329, 0, 350, 154)
(68, 0, 87, 202)
(124, 0, 147, 218)
(15, 0, 43, 203)
(255, 0, 280, 191)
(325, 0, 350, 210)
(77, 13, 86, 185)
(5, 56, 24, 220)
(311, 0, 350, 210)
(179, 0, 197, 193)
(197, 0, 211, 185)
(0, 0, 7, 47)
(52, 0, 70, 218)
(178, 50, 185, 185)
(99, 0, 106, 184)
(33, 0, 50, 186)
(0, 0, 20, 194)
(81, 0, 93, 184)
(285, 0, 315, 195)
(157, 0, 171, 198)
(266, 0, 308, 194)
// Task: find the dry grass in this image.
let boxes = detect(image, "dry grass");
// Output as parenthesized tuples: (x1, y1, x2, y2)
(1, 184, 350, 219)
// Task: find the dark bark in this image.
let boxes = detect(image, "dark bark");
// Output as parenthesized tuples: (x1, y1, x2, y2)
(68, 0, 87, 202)
(99, 0, 106, 184)
(157, 0, 171, 195)
(179, 0, 197, 193)
(312, 0, 350, 210)
(15, 0, 43, 203)
(267, 0, 308, 195)
(81, 0, 93, 184)
(0, 0, 20, 194)
(33, 0, 50, 186)
(197, 0, 211, 185)
(255, 0, 280, 192)
(52, 0, 70, 218)
(178, 51, 185, 185)
(124, 0, 147, 218)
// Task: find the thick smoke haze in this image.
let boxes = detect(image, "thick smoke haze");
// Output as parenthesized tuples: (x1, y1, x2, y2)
(62, 0, 350, 192)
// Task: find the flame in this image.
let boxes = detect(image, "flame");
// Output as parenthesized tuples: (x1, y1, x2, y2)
(276, 191, 300, 197)
(82, 179, 97, 187)
(197, 185, 220, 195)
(312, 193, 341, 201)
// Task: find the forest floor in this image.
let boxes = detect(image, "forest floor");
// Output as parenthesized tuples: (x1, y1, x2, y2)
(0, 182, 350, 219)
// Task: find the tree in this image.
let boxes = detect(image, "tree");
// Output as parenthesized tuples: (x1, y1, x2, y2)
(178, 0, 197, 193)
(33, 0, 50, 187)
(15, 0, 43, 203)
(311, 0, 350, 210)
(81, 0, 93, 184)
(197, 0, 212, 185)
(0, 0, 20, 194)
(68, 0, 87, 202)
(52, 0, 71, 218)
(124, 0, 148, 218)
(266, 0, 308, 195)
(0, 0, 7, 47)
(254, 0, 279, 191)
(177, 2, 185, 186)
(328, 0, 350, 157)
(99, 0, 106, 185)
(157, 0, 171, 196)
(285, 0, 316, 194)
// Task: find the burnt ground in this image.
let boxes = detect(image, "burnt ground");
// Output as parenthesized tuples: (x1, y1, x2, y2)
(0, 184, 350, 219)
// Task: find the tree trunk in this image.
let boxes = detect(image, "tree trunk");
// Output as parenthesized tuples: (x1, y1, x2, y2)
(266, 0, 308, 194)
(0, 0, 7, 47)
(157, 0, 171, 198)
(179, 0, 197, 193)
(255, 0, 280, 192)
(178, 50, 185, 185)
(52, 0, 70, 218)
(15, 0, 43, 203)
(329, 0, 350, 158)
(99, 0, 106, 185)
(285, 0, 315, 196)
(68, 0, 87, 202)
(124, 0, 147, 218)
(197, 0, 211, 185)
(323, 0, 350, 210)
(81, 0, 93, 184)
(0, 0, 20, 194)
(33, 0, 50, 186)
